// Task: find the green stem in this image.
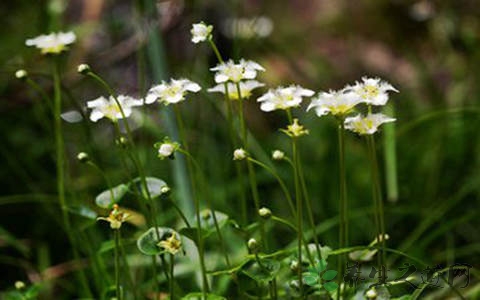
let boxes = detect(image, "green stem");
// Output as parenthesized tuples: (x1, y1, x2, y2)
(292, 138, 303, 296)
(114, 230, 121, 300)
(247, 158, 296, 219)
(53, 60, 92, 297)
(173, 106, 210, 297)
(170, 254, 175, 300)
(177, 148, 231, 267)
(368, 135, 387, 267)
(208, 38, 224, 63)
(336, 118, 347, 300)
(235, 82, 266, 248)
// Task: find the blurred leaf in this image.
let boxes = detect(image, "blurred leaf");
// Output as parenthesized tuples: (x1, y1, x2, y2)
(303, 274, 318, 286)
(60, 110, 83, 123)
(0, 226, 29, 257)
(95, 184, 129, 208)
(131, 177, 167, 199)
(242, 258, 280, 283)
(67, 204, 97, 219)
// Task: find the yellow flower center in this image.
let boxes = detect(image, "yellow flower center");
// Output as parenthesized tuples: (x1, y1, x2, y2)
(41, 44, 67, 54)
(361, 85, 379, 99)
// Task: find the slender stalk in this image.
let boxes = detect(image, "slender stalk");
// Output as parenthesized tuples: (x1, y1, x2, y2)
(208, 38, 224, 63)
(87, 71, 163, 297)
(235, 82, 267, 248)
(285, 109, 322, 260)
(169, 254, 175, 300)
(114, 230, 121, 300)
(172, 106, 209, 297)
(291, 138, 304, 296)
(368, 135, 387, 267)
(177, 148, 231, 267)
(336, 118, 347, 300)
(247, 158, 296, 218)
(53, 60, 92, 297)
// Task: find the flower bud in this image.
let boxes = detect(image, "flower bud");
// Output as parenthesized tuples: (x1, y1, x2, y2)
(77, 64, 91, 74)
(160, 185, 171, 195)
(116, 136, 128, 148)
(258, 207, 272, 219)
(290, 260, 299, 271)
(201, 209, 212, 220)
(366, 288, 377, 298)
(158, 143, 175, 158)
(233, 148, 247, 161)
(272, 150, 285, 161)
(15, 70, 28, 80)
(14, 281, 25, 290)
(247, 238, 259, 252)
(76, 152, 90, 163)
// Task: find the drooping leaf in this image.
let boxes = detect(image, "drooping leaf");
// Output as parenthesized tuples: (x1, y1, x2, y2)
(95, 184, 129, 208)
(322, 270, 338, 281)
(131, 177, 167, 199)
(137, 227, 176, 255)
(61, 110, 83, 123)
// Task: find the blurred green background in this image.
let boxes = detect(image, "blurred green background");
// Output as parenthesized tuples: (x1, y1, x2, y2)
(0, 0, 479, 298)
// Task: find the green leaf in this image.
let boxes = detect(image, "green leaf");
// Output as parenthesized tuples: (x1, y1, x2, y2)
(131, 177, 167, 199)
(67, 204, 97, 219)
(316, 259, 327, 273)
(322, 270, 338, 281)
(323, 281, 339, 292)
(242, 258, 281, 283)
(303, 274, 319, 286)
(197, 210, 229, 233)
(95, 184, 129, 208)
(137, 227, 176, 255)
(181, 292, 226, 300)
(24, 285, 41, 299)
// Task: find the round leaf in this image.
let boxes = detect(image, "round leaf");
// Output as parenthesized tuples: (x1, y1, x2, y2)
(324, 281, 339, 292)
(131, 177, 167, 198)
(95, 184, 129, 208)
(322, 270, 338, 281)
(303, 274, 318, 286)
(242, 258, 281, 283)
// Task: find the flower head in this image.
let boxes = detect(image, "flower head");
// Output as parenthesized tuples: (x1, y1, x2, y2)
(191, 22, 213, 43)
(257, 85, 314, 112)
(154, 138, 180, 160)
(157, 232, 182, 255)
(146, 79, 201, 105)
(208, 80, 264, 100)
(25, 31, 76, 54)
(15, 70, 28, 80)
(346, 77, 398, 106)
(344, 113, 396, 135)
(77, 63, 90, 74)
(87, 95, 143, 122)
(281, 118, 309, 138)
(307, 89, 362, 117)
(272, 150, 285, 161)
(210, 59, 265, 83)
(97, 204, 130, 230)
(233, 148, 247, 160)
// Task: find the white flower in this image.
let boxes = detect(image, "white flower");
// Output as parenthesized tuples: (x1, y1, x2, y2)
(146, 79, 201, 105)
(257, 85, 314, 112)
(25, 31, 76, 54)
(191, 22, 213, 43)
(208, 80, 264, 100)
(15, 70, 28, 79)
(344, 113, 396, 135)
(346, 77, 398, 106)
(272, 150, 285, 161)
(87, 95, 143, 122)
(77, 63, 90, 74)
(210, 59, 265, 83)
(307, 89, 362, 117)
(233, 148, 247, 160)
